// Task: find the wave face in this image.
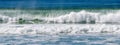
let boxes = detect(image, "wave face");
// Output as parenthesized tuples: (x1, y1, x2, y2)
(0, 9, 120, 24)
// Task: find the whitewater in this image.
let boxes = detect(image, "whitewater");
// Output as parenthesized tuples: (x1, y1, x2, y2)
(0, 24, 120, 35)
(0, 9, 120, 24)
(0, 9, 120, 45)
(0, 9, 120, 35)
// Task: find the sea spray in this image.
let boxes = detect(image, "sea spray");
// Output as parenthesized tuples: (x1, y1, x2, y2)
(0, 9, 120, 24)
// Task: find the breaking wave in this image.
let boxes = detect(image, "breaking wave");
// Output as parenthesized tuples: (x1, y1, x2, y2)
(0, 9, 120, 35)
(0, 9, 120, 24)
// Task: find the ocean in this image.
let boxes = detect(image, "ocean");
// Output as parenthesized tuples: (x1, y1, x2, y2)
(0, 0, 120, 45)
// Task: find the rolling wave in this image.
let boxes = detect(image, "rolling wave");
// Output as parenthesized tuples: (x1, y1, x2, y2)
(0, 10, 120, 24)
(0, 9, 120, 35)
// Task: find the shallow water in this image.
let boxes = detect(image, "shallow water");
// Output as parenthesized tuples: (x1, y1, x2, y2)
(0, 34, 119, 45)
(0, 24, 119, 45)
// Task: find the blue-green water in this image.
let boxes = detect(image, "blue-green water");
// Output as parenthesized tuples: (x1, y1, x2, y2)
(0, 0, 120, 8)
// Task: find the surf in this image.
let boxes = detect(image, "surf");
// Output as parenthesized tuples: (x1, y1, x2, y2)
(0, 24, 120, 35)
(0, 9, 120, 24)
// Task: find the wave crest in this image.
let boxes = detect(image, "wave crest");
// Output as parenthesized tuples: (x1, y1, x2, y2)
(0, 10, 120, 24)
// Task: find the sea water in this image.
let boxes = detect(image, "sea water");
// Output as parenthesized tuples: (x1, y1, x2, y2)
(0, 34, 120, 45)
(0, 0, 120, 45)
(0, 9, 120, 45)
(1, 9, 120, 24)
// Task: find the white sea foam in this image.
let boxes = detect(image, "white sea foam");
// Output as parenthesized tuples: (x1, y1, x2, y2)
(0, 10, 120, 35)
(44, 10, 99, 23)
(0, 24, 119, 35)
(43, 10, 120, 24)
(0, 10, 120, 24)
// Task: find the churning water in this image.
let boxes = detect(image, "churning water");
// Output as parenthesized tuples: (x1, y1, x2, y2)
(0, 0, 120, 45)
(1, 9, 120, 24)
(0, 9, 120, 45)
